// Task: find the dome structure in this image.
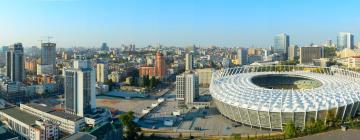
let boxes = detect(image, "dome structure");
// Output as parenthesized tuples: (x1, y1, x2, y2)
(210, 65, 360, 130)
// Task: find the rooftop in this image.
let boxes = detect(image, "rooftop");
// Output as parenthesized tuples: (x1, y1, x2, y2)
(0, 107, 39, 125)
(26, 103, 54, 113)
(23, 103, 83, 121)
(49, 111, 83, 121)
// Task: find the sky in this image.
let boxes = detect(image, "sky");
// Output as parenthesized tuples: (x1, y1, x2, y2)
(1, 0, 360, 48)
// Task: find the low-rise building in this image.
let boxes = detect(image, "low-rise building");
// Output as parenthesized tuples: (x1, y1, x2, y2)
(347, 56, 360, 68)
(0, 107, 59, 140)
(20, 103, 85, 134)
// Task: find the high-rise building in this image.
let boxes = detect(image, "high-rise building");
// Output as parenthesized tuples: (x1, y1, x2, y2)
(185, 53, 193, 71)
(65, 57, 96, 117)
(7, 43, 25, 82)
(96, 62, 108, 83)
(237, 48, 248, 65)
(337, 32, 354, 50)
(288, 45, 299, 61)
(100, 43, 109, 51)
(41, 43, 56, 65)
(357, 40, 360, 49)
(39, 43, 56, 74)
(299, 46, 323, 64)
(176, 72, 199, 106)
(273, 33, 290, 58)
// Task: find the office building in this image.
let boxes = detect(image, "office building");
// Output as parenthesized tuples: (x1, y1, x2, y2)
(101, 43, 109, 51)
(65, 57, 96, 117)
(299, 46, 323, 64)
(40, 43, 56, 66)
(176, 72, 199, 106)
(20, 103, 85, 134)
(288, 45, 299, 61)
(38, 43, 56, 75)
(7, 43, 25, 82)
(96, 62, 108, 83)
(237, 48, 248, 65)
(0, 46, 8, 65)
(185, 53, 193, 71)
(0, 107, 59, 140)
(273, 33, 290, 59)
(337, 32, 354, 50)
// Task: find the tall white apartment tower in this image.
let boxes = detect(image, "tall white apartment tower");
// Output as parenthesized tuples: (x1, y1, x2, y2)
(65, 56, 96, 117)
(337, 32, 354, 50)
(176, 72, 199, 106)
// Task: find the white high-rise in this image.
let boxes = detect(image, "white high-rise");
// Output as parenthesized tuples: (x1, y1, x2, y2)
(176, 72, 199, 106)
(65, 56, 96, 117)
(185, 53, 193, 71)
(337, 32, 354, 50)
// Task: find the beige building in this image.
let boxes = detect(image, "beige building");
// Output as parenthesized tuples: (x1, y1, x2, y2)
(337, 48, 360, 58)
(299, 47, 323, 64)
(247, 48, 255, 56)
(288, 45, 299, 61)
(195, 68, 214, 88)
(96, 63, 108, 83)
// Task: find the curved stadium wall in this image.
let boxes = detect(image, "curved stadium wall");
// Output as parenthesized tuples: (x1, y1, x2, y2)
(210, 65, 360, 130)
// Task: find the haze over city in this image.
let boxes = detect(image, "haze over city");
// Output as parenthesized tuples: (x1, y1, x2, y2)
(1, 0, 360, 47)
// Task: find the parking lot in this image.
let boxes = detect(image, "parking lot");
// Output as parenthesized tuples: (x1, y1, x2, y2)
(96, 89, 274, 136)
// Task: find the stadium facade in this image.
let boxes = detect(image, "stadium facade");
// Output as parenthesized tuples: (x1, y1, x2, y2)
(210, 65, 360, 130)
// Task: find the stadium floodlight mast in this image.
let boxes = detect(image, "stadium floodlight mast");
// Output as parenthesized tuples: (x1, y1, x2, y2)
(210, 65, 360, 130)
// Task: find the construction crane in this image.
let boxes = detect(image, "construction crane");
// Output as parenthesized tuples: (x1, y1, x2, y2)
(40, 36, 54, 43)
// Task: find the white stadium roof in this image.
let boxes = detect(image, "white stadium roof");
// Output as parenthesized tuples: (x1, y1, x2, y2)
(211, 69, 360, 112)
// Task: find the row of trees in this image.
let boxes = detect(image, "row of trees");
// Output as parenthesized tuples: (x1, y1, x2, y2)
(284, 116, 360, 139)
(140, 75, 160, 88)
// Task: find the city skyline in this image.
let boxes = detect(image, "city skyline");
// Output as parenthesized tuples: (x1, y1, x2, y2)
(1, 0, 360, 48)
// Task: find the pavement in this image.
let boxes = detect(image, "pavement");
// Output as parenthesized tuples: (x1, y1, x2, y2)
(292, 129, 360, 140)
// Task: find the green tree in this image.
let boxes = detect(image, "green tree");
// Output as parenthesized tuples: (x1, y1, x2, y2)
(284, 122, 296, 138)
(119, 111, 142, 140)
(323, 47, 337, 58)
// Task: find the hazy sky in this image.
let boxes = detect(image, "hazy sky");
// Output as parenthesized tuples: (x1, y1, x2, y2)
(1, 0, 360, 48)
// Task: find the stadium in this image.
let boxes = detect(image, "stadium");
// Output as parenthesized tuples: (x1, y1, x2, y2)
(210, 65, 360, 130)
